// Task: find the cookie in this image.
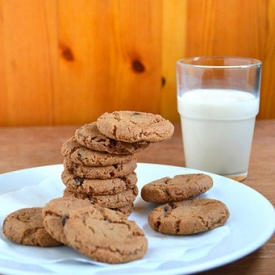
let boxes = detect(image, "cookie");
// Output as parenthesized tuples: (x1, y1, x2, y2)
(61, 169, 137, 195)
(2, 207, 62, 247)
(63, 158, 137, 179)
(112, 203, 134, 216)
(63, 205, 148, 263)
(63, 185, 138, 208)
(141, 174, 213, 203)
(61, 136, 134, 166)
(75, 122, 150, 154)
(148, 198, 230, 235)
(97, 111, 174, 143)
(42, 197, 94, 244)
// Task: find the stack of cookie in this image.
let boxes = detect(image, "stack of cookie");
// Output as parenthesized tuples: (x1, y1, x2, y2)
(61, 111, 174, 216)
(61, 133, 141, 216)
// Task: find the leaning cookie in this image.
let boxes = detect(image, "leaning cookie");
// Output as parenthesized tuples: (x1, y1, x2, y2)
(148, 198, 230, 235)
(61, 136, 134, 166)
(63, 205, 148, 264)
(97, 111, 174, 143)
(75, 122, 150, 154)
(141, 174, 213, 203)
(2, 207, 62, 247)
(42, 197, 94, 244)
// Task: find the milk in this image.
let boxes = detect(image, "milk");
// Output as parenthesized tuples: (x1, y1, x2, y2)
(177, 89, 259, 180)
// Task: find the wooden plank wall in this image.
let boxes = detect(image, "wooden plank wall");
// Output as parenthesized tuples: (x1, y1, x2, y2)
(0, 0, 274, 126)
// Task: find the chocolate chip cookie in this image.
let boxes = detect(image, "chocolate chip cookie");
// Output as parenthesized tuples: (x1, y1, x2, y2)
(61, 169, 137, 195)
(2, 207, 62, 247)
(63, 205, 148, 263)
(61, 136, 134, 166)
(42, 197, 94, 244)
(97, 111, 174, 143)
(141, 174, 213, 203)
(75, 122, 150, 154)
(112, 203, 134, 216)
(148, 198, 230, 235)
(63, 185, 138, 208)
(63, 158, 137, 179)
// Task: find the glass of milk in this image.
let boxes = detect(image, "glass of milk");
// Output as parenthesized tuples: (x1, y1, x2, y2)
(176, 56, 262, 181)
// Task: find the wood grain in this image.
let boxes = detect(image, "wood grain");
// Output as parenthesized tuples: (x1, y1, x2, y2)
(0, 0, 58, 126)
(56, 0, 162, 125)
(0, 0, 274, 126)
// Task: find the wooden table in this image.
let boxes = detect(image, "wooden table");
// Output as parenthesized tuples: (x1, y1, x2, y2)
(0, 121, 274, 275)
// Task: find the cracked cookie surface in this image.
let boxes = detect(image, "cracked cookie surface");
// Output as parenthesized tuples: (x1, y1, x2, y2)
(3, 207, 62, 247)
(42, 197, 93, 244)
(63, 158, 137, 179)
(75, 122, 150, 154)
(148, 198, 230, 235)
(96, 111, 174, 143)
(63, 205, 148, 263)
(141, 174, 213, 203)
(63, 185, 138, 209)
(61, 136, 134, 166)
(62, 169, 137, 195)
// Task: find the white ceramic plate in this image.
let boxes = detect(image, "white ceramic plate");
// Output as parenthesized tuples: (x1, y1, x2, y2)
(0, 163, 274, 275)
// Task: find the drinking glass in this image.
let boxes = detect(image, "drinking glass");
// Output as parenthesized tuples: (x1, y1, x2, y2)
(176, 56, 262, 181)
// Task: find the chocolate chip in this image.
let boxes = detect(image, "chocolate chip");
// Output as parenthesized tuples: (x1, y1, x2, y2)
(164, 205, 170, 213)
(61, 215, 68, 227)
(74, 177, 84, 186)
